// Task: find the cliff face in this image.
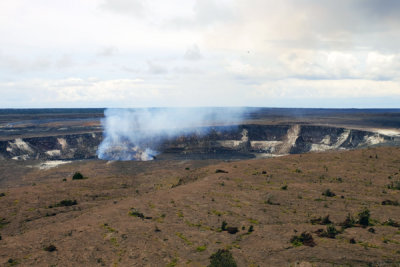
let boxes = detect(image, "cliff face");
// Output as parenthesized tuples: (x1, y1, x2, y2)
(0, 124, 395, 161)
(0, 133, 102, 160)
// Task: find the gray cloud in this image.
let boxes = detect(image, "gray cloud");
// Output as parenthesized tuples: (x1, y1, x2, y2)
(147, 61, 167, 74)
(184, 45, 202, 61)
(100, 0, 145, 17)
(97, 46, 119, 57)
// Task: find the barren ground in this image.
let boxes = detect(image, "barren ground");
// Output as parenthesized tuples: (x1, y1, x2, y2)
(1, 147, 400, 266)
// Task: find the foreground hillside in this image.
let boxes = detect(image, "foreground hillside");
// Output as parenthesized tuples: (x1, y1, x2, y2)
(0, 147, 400, 266)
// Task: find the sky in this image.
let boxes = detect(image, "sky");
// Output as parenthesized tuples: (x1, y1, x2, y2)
(1, 0, 400, 108)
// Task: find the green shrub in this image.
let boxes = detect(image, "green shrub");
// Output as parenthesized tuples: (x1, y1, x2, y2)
(322, 225, 339, 238)
(340, 213, 355, 229)
(208, 249, 237, 267)
(387, 180, 400, 190)
(72, 172, 84, 180)
(383, 218, 400, 227)
(290, 232, 315, 247)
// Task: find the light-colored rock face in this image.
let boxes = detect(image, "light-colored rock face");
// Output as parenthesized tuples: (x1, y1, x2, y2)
(0, 125, 395, 161)
(57, 138, 68, 150)
(45, 150, 61, 157)
(278, 124, 301, 154)
(7, 138, 34, 154)
(310, 129, 351, 152)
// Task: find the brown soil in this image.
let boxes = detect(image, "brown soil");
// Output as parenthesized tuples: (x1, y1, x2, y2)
(1, 147, 400, 266)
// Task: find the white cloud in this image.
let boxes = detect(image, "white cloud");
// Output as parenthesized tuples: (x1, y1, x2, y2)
(0, 0, 400, 108)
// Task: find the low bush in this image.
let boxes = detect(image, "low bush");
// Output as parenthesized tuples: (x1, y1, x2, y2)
(382, 199, 399, 206)
(322, 189, 336, 197)
(129, 208, 144, 219)
(208, 249, 237, 267)
(72, 172, 85, 180)
(248, 225, 254, 233)
(215, 169, 228, 174)
(340, 213, 355, 229)
(221, 221, 227, 231)
(290, 232, 315, 247)
(49, 199, 77, 208)
(310, 215, 332, 225)
(357, 207, 371, 226)
(226, 227, 239, 234)
(44, 244, 57, 252)
(128, 208, 153, 220)
(383, 218, 400, 227)
(316, 225, 340, 238)
(387, 180, 400, 190)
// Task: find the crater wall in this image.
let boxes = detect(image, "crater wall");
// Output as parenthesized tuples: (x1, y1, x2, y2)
(0, 124, 396, 161)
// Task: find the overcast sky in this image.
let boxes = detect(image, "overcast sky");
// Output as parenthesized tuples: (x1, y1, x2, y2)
(1, 0, 400, 108)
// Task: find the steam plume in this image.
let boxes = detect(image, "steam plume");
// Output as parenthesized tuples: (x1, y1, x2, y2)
(97, 107, 248, 161)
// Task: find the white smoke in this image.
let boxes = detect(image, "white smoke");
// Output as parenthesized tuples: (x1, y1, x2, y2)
(97, 107, 249, 161)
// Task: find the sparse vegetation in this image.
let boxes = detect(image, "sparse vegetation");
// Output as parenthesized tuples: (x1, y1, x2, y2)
(129, 208, 152, 219)
(208, 249, 237, 267)
(387, 180, 400, 190)
(7, 258, 18, 266)
(0, 217, 9, 229)
(196, 245, 207, 252)
(383, 218, 400, 227)
(340, 213, 355, 229)
(381, 199, 399, 206)
(290, 232, 315, 247)
(310, 215, 332, 225)
(316, 225, 340, 238)
(176, 232, 192, 245)
(48, 199, 77, 208)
